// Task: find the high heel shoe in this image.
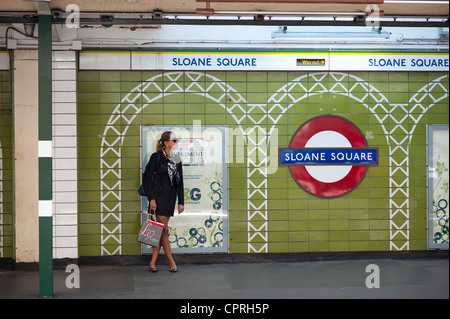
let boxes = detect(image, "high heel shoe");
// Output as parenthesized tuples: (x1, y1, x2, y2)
(169, 263, 178, 272)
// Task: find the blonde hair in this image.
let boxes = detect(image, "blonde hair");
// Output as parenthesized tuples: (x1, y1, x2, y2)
(156, 131, 173, 152)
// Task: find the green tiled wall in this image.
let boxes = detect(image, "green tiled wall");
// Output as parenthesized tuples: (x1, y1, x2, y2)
(77, 70, 449, 256)
(0, 70, 12, 258)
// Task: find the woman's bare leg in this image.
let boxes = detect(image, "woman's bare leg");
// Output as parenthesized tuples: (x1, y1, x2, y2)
(150, 215, 176, 269)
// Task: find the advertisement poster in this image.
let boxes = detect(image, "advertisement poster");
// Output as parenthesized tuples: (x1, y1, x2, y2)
(428, 125, 449, 249)
(141, 125, 228, 253)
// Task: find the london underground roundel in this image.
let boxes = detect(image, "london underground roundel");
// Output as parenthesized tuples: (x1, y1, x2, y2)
(279, 115, 378, 198)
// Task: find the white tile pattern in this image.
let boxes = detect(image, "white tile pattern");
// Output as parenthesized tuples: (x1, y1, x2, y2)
(52, 51, 78, 259)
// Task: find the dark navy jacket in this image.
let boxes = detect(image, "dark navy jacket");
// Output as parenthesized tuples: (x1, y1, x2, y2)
(143, 151, 184, 206)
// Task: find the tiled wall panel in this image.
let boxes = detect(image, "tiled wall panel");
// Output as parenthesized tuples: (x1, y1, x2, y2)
(0, 70, 12, 258)
(52, 51, 78, 258)
(77, 70, 449, 256)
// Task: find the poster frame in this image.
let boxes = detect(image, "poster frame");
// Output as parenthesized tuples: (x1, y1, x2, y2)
(427, 124, 449, 250)
(140, 124, 229, 254)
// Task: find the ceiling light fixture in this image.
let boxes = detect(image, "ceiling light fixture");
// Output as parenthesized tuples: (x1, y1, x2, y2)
(197, 0, 384, 3)
(384, 0, 448, 3)
(215, 11, 370, 16)
(272, 29, 391, 39)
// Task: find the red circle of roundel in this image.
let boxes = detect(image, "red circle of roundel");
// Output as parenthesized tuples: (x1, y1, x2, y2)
(289, 115, 368, 198)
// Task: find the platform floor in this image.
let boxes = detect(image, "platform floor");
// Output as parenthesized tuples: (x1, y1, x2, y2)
(0, 258, 448, 299)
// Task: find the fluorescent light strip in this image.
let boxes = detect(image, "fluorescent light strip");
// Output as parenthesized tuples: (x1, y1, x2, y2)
(215, 11, 362, 16)
(272, 31, 391, 39)
(385, 1, 449, 4)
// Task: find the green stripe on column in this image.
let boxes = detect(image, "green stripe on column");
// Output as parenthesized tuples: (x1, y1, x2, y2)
(39, 215, 52, 297)
(39, 157, 52, 199)
(38, 14, 53, 298)
(38, 15, 52, 141)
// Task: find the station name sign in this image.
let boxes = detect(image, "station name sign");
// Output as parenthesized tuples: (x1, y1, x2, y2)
(79, 51, 449, 72)
(172, 56, 257, 68)
(280, 148, 378, 166)
(281, 115, 379, 198)
(368, 57, 448, 68)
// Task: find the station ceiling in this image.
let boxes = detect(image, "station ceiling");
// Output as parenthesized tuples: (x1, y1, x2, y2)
(0, 0, 447, 16)
(0, 0, 448, 27)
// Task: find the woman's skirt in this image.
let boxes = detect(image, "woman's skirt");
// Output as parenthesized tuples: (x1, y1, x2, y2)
(154, 187, 177, 217)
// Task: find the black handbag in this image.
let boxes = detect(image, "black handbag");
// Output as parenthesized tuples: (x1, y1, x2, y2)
(137, 177, 146, 196)
(138, 153, 160, 196)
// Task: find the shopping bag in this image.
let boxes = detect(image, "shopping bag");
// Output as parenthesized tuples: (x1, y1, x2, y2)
(136, 218, 164, 247)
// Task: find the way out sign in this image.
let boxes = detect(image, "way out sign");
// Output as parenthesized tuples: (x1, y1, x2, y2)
(280, 115, 378, 198)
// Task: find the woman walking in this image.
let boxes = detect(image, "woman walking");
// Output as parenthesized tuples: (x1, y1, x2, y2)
(143, 131, 184, 272)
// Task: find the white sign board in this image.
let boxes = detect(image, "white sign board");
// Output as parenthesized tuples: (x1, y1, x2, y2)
(80, 50, 449, 72)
